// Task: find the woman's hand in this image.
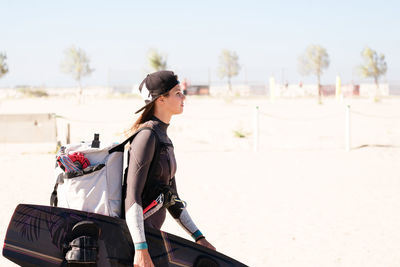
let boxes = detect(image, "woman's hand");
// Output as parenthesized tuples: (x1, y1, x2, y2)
(134, 249, 154, 267)
(196, 238, 216, 251)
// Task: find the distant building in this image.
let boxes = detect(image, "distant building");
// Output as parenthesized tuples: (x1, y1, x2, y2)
(208, 83, 391, 97)
(186, 85, 209, 95)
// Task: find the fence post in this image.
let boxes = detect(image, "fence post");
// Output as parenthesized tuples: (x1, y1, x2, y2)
(254, 106, 259, 152)
(67, 123, 71, 144)
(345, 105, 351, 151)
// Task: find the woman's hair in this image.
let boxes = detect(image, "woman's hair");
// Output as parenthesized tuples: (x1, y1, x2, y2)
(126, 91, 170, 136)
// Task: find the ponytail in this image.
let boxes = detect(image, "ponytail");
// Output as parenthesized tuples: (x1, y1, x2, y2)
(126, 101, 155, 136)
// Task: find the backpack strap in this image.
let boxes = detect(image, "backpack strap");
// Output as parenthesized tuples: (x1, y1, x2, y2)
(50, 183, 59, 207)
(108, 126, 161, 154)
(119, 127, 161, 219)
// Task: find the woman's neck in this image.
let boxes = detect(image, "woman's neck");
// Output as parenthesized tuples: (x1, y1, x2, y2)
(153, 109, 171, 124)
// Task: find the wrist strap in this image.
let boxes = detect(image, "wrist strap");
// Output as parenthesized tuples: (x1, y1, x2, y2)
(192, 230, 204, 241)
(195, 235, 205, 242)
(135, 242, 148, 250)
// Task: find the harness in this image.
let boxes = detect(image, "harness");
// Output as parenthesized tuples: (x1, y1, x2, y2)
(118, 127, 183, 220)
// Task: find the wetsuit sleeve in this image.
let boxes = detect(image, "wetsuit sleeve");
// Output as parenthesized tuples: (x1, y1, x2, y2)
(167, 177, 205, 241)
(125, 129, 156, 250)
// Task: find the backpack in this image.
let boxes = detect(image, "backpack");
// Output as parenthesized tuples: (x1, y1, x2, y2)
(50, 127, 160, 218)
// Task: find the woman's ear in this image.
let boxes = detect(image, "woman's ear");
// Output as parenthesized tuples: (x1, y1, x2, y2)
(156, 96, 164, 104)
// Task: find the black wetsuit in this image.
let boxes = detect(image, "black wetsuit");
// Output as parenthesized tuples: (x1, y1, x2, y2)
(125, 116, 202, 248)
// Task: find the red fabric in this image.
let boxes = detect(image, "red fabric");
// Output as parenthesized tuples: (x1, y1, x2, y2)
(68, 152, 90, 169)
(143, 200, 158, 214)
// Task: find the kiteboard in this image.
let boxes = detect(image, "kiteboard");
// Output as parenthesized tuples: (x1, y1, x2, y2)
(3, 204, 247, 266)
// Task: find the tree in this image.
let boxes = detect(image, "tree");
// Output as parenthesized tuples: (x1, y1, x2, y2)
(358, 47, 387, 100)
(60, 46, 94, 102)
(217, 49, 240, 93)
(147, 49, 167, 72)
(298, 45, 330, 103)
(0, 52, 9, 79)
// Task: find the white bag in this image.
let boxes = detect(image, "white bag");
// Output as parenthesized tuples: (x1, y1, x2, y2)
(52, 141, 123, 217)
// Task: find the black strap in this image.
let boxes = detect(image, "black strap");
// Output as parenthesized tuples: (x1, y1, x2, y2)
(65, 164, 105, 179)
(109, 126, 155, 154)
(50, 183, 58, 207)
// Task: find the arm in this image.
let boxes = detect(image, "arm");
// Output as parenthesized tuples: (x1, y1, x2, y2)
(167, 178, 216, 250)
(124, 129, 156, 266)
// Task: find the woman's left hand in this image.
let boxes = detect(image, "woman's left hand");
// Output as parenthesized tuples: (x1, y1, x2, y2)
(196, 238, 216, 251)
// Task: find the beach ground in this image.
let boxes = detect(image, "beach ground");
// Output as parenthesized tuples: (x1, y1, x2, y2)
(1, 95, 400, 267)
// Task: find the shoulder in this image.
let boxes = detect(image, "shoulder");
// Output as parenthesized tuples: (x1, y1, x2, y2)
(131, 125, 163, 150)
(129, 129, 157, 163)
(133, 127, 157, 145)
(141, 119, 156, 129)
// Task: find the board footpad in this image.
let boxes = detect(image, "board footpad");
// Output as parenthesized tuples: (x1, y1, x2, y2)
(65, 221, 99, 264)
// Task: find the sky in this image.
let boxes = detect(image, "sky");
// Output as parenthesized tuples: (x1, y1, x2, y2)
(0, 0, 399, 88)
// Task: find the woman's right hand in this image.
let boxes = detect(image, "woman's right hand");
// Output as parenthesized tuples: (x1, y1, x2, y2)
(134, 249, 155, 267)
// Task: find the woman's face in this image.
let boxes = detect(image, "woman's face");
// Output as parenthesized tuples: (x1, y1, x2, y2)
(161, 84, 186, 115)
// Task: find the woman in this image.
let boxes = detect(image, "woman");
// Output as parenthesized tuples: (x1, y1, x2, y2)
(125, 70, 215, 267)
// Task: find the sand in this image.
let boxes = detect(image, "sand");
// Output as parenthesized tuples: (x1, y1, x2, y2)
(1, 95, 400, 266)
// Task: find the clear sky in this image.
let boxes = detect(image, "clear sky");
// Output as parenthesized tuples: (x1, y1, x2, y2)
(0, 0, 399, 87)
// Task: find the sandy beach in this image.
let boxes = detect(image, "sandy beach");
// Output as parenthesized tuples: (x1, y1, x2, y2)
(1, 95, 400, 266)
